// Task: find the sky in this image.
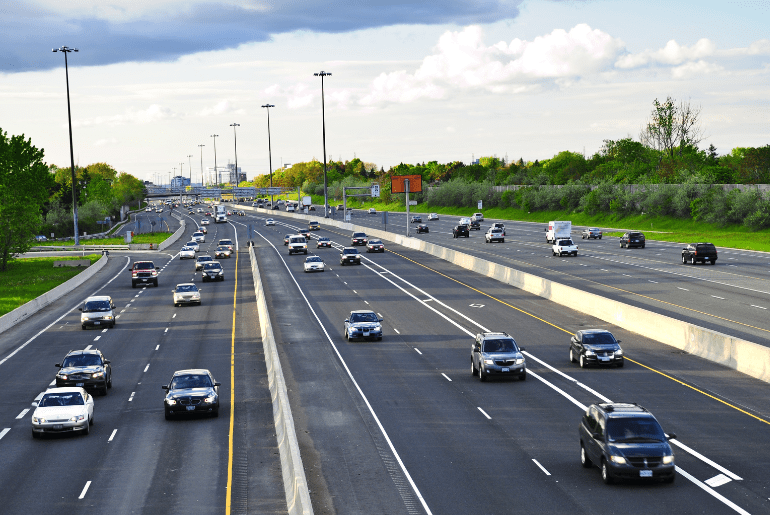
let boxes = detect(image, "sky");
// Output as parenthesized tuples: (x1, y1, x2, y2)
(1, 0, 769, 184)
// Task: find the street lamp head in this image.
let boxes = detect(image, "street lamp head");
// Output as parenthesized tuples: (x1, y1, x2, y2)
(53, 46, 78, 53)
(230, 123, 240, 127)
(211, 134, 218, 137)
(261, 104, 275, 109)
(314, 71, 331, 77)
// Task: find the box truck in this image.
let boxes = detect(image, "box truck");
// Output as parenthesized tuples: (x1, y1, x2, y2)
(546, 221, 571, 243)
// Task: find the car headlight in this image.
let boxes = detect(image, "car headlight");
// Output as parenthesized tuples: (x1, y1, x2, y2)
(204, 395, 217, 404)
(585, 350, 595, 356)
(484, 359, 494, 365)
(91, 371, 104, 378)
(515, 358, 525, 365)
(104, 315, 112, 320)
(58, 374, 68, 380)
(615, 349, 623, 355)
(662, 455, 674, 465)
(166, 399, 177, 405)
(610, 455, 626, 465)
(70, 415, 85, 422)
(218, 271, 223, 275)
(81, 315, 88, 321)
(32, 417, 45, 424)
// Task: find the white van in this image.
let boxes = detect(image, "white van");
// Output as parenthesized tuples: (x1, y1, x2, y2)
(459, 217, 471, 226)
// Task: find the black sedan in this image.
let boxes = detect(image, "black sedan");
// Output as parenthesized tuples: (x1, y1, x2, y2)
(340, 247, 361, 265)
(569, 329, 624, 368)
(163, 369, 220, 419)
(453, 225, 469, 238)
(55, 349, 112, 395)
(351, 232, 368, 245)
(416, 224, 429, 233)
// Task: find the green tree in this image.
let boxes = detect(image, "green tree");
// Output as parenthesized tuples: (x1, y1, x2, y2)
(0, 129, 53, 271)
(640, 97, 704, 162)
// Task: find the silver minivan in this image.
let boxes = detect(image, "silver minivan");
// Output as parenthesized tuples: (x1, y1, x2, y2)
(80, 295, 116, 329)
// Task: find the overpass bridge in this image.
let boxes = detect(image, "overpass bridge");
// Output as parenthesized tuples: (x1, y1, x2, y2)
(145, 186, 286, 199)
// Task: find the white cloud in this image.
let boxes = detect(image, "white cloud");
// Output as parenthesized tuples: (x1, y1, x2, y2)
(359, 24, 625, 106)
(671, 60, 723, 79)
(94, 138, 118, 147)
(198, 100, 245, 117)
(73, 104, 178, 127)
(264, 83, 315, 109)
(616, 38, 716, 68)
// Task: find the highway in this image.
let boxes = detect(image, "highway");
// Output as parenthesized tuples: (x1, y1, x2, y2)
(2, 204, 770, 514)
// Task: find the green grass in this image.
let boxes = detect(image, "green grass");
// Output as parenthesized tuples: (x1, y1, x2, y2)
(0, 255, 102, 316)
(41, 232, 173, 246)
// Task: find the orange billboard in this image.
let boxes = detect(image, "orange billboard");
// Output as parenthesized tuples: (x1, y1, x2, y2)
(390, 174, 422, 193)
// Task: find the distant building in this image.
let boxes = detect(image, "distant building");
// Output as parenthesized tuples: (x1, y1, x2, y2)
(171, 176, 191, 188)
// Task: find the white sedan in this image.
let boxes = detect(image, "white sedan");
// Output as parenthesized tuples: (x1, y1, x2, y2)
(265, 218, 276, 226)
(428, 213, 439, 221)
(173, 283, 201, 306)
(179, 246, 196, 259)
(184, 241, 200, 252)
(192, 231, 205, 243)
(31, 387, 94, 438)
(201, 219, 210, 225)
(303, 255, 325, 273)
(368, 208, 376, 214)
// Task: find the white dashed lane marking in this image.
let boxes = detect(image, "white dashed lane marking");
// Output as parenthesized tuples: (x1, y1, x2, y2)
(477, 407, 492, 420)
(0, 428, 10, 440)
(108, 429, 117, 442)
(78, 481, 91, 499)
(16, 409, 29, 419)
(128, 392, 135, 402)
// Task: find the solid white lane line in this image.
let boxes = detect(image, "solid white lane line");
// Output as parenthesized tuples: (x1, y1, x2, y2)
(670, 440, 742, 480)
(649, 280, 658, 283)
(712, 296, 725, 300)
(477, 407, 492, 420)
(394, 328, 400, 334)
(16, 409, 29, 419)
(441, 373, 452, 382)
(78, 481, 91, 499)
(108, 429, 117, 442)
(532, 459, 551, 476)
(0, 259, 131, 369)
(93, 336, 101, 341)
(414, 348, 422, 355)
(0, 428, 10, 441)
(364, 300, 369, 304)
(115, 315, 120, 319)
(128, 392, 135, 402)
(678, 287, 689, 291)
(144, 364, 150, 372)
(676, 467, 749, 515)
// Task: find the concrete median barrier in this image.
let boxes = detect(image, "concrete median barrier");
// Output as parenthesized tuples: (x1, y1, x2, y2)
(245, 207, 770, 383)
(158, 216, 186, 251)
(248, 244, 313, 515)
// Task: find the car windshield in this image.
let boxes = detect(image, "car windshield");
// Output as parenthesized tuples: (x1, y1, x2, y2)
(558, 240, 573, 246)
(369, 240, 382, 245)
(353, 233, 366, 238)
(482, 339, 518, 353)
(197, 257, 212, 262)
(203, 263, 221, 270)
(319, 238, 329, 241)
(186, 242, 197, 246)
(582, 332, 617, 346)
(176, 284, 199, 292)
(217, 246, 229, 251)
(220, 240, 233, 245)
(40, 392, 84, 407)
(62, 354, 101, 367)
(350, 312, 378, 323)
(290, 237, 306, 243)
(193, 233, 203, 236)
(134, 262, 154, 270)
(606, 418, 665, 443)
(83, 300, 111, 312)
(306, 256, 322, 262)
(343, 248, 358, 255)
(170, 374, 212, 389)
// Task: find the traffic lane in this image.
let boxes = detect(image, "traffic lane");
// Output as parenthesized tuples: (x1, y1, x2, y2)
(255, 235, 416, 515)
(349, 243, 770, 507)
(119, 210, 181, 235)
(288, 243, 747, 513)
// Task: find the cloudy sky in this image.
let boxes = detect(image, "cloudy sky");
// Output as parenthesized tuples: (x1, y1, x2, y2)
(1, 0, 768, 184)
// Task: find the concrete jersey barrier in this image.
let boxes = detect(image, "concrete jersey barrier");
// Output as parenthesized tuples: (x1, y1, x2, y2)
(248, 244, 313, 515)
(158, 216, 186, 251)
(0, 254, 109, 336)
(243, 205, 770, 383)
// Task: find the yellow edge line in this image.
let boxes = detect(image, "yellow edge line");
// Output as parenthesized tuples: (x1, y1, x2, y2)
(226, 246, 238, 513)
(386, 248, 770, 426)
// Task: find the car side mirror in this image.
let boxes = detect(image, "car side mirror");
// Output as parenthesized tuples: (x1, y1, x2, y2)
(171, 290, 175, 293)
(519, 347, 526, 352)
(78, 307, 83, 311)
(616, 340, 622, 344)
(161, 385, 169, 390)
(378, 318, 383, 322)
(55, 363, 61, 367)
(156, 267, 160, 270)
(104, 360, 110, 365)
(214, 382, 221, 387)
(345, 319, 349, 323)
(591, 432, 601, 439)
(666, 433, 677, 440)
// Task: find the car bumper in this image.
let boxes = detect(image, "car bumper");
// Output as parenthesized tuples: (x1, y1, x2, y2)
(352, 241, 367, 245)
(81, 318, 113, 327)
(341, 258, 361, 265)
(165, 402, 219, 416)
(625, 242, 644, 247)
(175, 296, 201, 303)
(606, 461, 675, 480)
(480, 363, 526, 377)
(348, 329, 382, 339)
(32, 419, 88, 434)
(56, 378, 106, 390)
(583, 355, 624, 366)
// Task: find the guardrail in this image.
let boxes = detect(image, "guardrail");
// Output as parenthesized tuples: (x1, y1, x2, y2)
(248, 243, 313, 515)
(245, 206, 770, 383)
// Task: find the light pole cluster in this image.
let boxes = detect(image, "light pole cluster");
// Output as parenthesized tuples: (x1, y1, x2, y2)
(314, 71, 331, 217)
(230, 123, 240, 186)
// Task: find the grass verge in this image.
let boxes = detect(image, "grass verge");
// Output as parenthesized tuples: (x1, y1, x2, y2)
(0, 255, 102, 317)
(41, 232, 172, 246)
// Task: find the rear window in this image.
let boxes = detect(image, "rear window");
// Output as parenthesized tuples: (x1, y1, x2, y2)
(290, 237, 306, 244)
(353, 233, 366, 238)
(696, 243, 716, 250)
(343, 248, 359, 255)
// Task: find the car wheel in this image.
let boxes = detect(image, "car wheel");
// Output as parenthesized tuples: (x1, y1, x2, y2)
(579, 354, 587, 368)
(89, 413, 94, 426)
(710, 260, 716, 265)
(101, 384, 108, 396)
(165, 409, 172, 421)
(154, 281, 158, 287)
(570, 348, 576, 363)
(581, 444, 592, 468)
(582, 235, 585, 239)
(601, 460, 614, 484)
(519, 371, 526, 381)
(83, 421, 90, 435)
(682, 255, 686, 264)
(32, 430, 40, 439)
(501, 239, 504, 243)
(212, 408, 219, 418)
(108, 376, 112, 388)
(132, 283, 136, 288)
(471, 360, 477, 377)
(642, 244, 645, 248)
(690, 255, 696, 265)
(620, 242, 623, 248)
(479, 366, 487, 382)
(111, 321, 116, 328)
(599, 236, 602, 239)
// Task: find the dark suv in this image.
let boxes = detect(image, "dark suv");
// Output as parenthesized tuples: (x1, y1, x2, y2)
(580, 403, 676, 484)
(351, 232, 368, 246)
(471, 332, 526, 381)
(453, 225, 469, 238)
(681, 242, 717, 265)
(340, 247, 361, 266)
(131, 261, 159, 287)
(55, 349, 112, 395)
(569, 329, 624, 368)
(619, 232, 645, 248)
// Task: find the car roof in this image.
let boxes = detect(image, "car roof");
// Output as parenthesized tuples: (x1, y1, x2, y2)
(64, 349, 102, 357)
(595, 402, 652, 417)
(175, 282, 197, 287)
(44, 386, 87, 394)
(479, 332, 512, 339)
(578, 329, 614, 336)
(197, 255, 212, 259)
(84, 295, 111, 302)
(172, 368, 212, 376)
(350, 309, 376, 314)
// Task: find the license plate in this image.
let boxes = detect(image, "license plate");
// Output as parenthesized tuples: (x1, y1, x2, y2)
(53, 424, 62, 430)
(502, 367, 510, 372)
(142, 279, 148, 282)
(640, 470, 652, 477)
(363, 332, 370, 337)
(186, 406, 195, 411)
(94, 321, 100, 325)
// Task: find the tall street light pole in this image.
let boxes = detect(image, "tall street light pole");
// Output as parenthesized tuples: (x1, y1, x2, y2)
(211, 134, 219, 188)
(179, 162, 184, 204)
(314, 71, 331, 217)
(230, 123, 240, 187)
(198, 145, 205, 188)
(261, 104, 274, 206)
(52, 45, 81, 244)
